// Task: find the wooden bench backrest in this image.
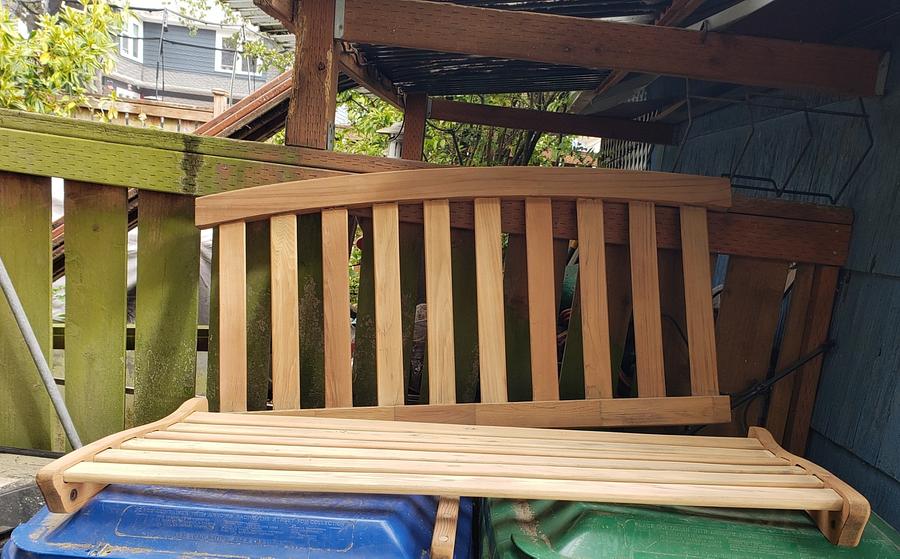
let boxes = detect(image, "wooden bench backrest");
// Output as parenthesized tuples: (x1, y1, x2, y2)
(196, 167, 733, 427)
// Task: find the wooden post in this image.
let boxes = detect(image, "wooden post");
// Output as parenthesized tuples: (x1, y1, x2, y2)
(285, 0, 338, 148)
(401, 93, 427, 160)
(212, 90, 229, 117)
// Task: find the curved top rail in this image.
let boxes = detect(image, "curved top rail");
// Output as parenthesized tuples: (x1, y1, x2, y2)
(195, 167, 731, 227)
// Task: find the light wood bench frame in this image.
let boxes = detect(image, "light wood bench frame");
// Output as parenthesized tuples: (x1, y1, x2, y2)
(36, 167, 870, 550)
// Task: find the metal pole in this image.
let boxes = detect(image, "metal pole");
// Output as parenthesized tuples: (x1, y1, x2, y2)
(0, 255, 82, 449)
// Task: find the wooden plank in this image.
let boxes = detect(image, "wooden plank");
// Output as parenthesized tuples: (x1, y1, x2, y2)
(96, 450, 824, 489)
(0, 109, 435, 175)
(474, 198, 507, 403)
(285, 0, 337, 148)
(428, 98, 675, 144)
(679, 206, 719, 397)
(431, 495, 460, 559)
(785, 266, 840, 455)
(711, 256, 788, 436)
(195, 167, 732, 227)
(0, 172, 53, 449)
(576, 199, 613, 399)
(134, 192, 199, 423)
(571, 0, 707, 113)
(266, 395, 731, 429)
(512, 229, 574, 398)
(122, 438, 804, 476)
(61, 462, 844, 512)
(321, 209, 353, 407)
(342, 0, 882, 96)
(245, 220, 271, 411)
(423, 200, 456, 404)
(164, 423, 776, 459)
(270, 214, 300, 410)
(217, 222, 247, 412)
(629, 202, 666, 397)
(63, 182, 127, 444)
(372, 203, 405, 406)
(765, 265, 814, 443)
(195, 409, 764, 448)
(196, 71, 292, 137)
(525, 198, 559, 401)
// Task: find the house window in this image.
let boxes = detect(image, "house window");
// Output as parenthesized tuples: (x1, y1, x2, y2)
(119, 18, 142, 62)
(216, 32, 261, 75)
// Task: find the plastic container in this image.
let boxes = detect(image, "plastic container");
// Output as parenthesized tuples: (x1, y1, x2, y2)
(481, 499, 900, 558)
(3, 485, 474, 559)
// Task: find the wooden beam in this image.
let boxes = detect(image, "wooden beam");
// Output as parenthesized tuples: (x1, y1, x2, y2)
(342, 0, 882, 96)
(285, 0, 338, 148)
(572, 0, 706, 113)
(253, 0, 296, 32)
(195, 71, 292, 138)
(428, 98, 675, 144)
(337, 49, 403, 109)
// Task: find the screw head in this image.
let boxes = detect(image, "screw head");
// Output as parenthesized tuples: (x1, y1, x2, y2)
(69, 488, 78, 501)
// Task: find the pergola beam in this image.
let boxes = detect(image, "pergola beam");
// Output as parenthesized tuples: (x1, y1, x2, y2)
(341, 0, 883, 97)
(337, 49, 403, 110)
(428, 99, 675, 145)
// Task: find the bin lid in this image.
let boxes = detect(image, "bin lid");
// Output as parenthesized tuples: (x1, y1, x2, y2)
(4, 485, 473, 559)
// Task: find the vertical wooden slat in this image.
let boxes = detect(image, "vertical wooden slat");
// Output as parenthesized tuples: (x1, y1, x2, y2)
(680, 206, 719, 397)
(64, 182, 127, 443)
(270, 214, 300, 410)
(373, 203, 405, 406)
(474, 198, 507, 403)
(766, 264, 814, 443)
(525, 198, 559, 401)
(0, 172, 53, 449)
(134, 191, 199, 423)
(785, 265, 839, 455)
(576, 199, 613, 399)
(628, 201, 666, 397)
(423, 200, 457, 404)
(246, 221, 271, 411)
(217, 221, 247, 412)
(321, 208, 352, 407)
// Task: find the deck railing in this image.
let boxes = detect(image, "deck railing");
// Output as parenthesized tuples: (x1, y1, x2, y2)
(0, 109, 850, 455)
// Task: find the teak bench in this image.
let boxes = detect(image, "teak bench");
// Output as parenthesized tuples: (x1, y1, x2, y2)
(38, 167, 869, 551)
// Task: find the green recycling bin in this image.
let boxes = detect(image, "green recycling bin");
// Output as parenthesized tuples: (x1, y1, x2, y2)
(481, 499, 900, 558)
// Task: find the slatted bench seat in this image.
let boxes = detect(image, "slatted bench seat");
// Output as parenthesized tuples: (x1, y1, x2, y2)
(39, 398, 869, 547)
(37, 167, 869, 550)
